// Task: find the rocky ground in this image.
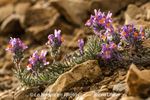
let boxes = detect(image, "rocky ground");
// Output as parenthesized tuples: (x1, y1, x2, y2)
(0, 0, 150, 100)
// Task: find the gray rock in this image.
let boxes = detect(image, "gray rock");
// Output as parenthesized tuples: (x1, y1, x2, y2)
(113, 83, 126, 92)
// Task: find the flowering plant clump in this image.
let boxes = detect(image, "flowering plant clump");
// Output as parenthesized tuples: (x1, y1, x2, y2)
(86, 9, 148, 62)
(27, 50, 49, 73)
(6, 37, 28, 72)
(6, 37, 28, 63)
(99, 42, 118, 60)
(118, 24, 145, 49)
(6, 9, 150, 87)
(85, 9, 114, 35)
(46, 29, 62, 59)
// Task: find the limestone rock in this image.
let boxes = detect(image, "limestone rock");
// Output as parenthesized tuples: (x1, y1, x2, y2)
(124, 3, 150, 28)
(0, 92, 14, 100)
(25, 6, 60, 40)
(121, 96, 142, 100)
(38, 60, 101, 100)
(92, 0, 127, 14)
(90, 0, 148, 15)
(0, 14, 24, 35)
(124, 4, 145, 25)
(25, 6, 59, 27)
(126, 64, 150, 98)
(0, 0, 16, 7)
(75, 91, 100, 100)
(135, 19, 150, 28)
(99, 85, 109, 92)
(0, 87, 41, 100)
(15, 2, 31, 15)
(14, 87, 41, 100)
(0, 4, 14, 23)
(75, 90, 121, 100)
(113, 83, 126, 93)
(142, 2, 150, 21)
(50, 0, 91, 26)
(50, 0, 148, 26)
(107, 93, 121, 100)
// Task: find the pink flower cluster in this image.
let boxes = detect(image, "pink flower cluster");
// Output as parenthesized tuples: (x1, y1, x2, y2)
(85, 9, 114, 35)
(27, 50, 49, 71)
(47, 29, 62, 48)
(6, 37, 28, 53)
(119, 24, 145, 47)
(99, 42, 117, 60)
(6, 37, 28, 62)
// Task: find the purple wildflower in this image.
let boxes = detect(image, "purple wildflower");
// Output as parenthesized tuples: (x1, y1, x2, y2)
(117, 42, 124, 51)
(139, 27, 145, 39)
(54, 29, 61, 43)
(119, 24, 144, 40)
(6, 37, 27, 53)
(47, 29, 62, 47)
(78, 39, 84, 55)
(46, 29, 62, 58)
(100, 30, 114, 42)
(85, 9, 114, 35)
(100, 43, 112, 59)
(6, 37, 28, 62)
(85, 15, 94, 26)
(109, 42, 117, 49)
(99, 42, 117, 60)
(28, 51, 39, 67)
(27, 50, 49, 71)
(119, 24, 134, 39)
(119, 24, 146, 47)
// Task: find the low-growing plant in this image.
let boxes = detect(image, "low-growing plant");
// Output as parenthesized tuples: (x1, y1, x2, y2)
(6, 9, 150, 87)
